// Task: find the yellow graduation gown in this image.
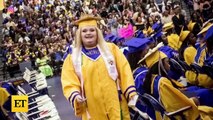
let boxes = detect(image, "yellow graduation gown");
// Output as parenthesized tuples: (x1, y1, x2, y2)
(184, 45, 213, 88)
(185, 71, 213, 88)
(151, 75, 200, 120)
(61, 43, 136, 120)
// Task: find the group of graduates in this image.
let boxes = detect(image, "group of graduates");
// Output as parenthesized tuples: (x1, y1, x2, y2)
(127, 22, 213, 119)
(99, 3, 213, 120)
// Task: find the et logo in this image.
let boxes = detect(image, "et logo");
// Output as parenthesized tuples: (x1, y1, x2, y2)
(12, 95, 28, 112)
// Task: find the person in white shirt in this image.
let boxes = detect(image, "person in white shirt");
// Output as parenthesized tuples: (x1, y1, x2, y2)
(18, 33, 30, 43)
(150, 8, 162, 19)
(2, 9, 10, 19)
(6, 18, 17, 29)
(162, 10, 173, 24)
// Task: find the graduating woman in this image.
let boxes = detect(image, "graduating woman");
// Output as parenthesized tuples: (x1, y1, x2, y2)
(185, 24, 213, 88)
(125, 39, 165, 120)
(61, 14, 138, 120)
(178, 30, 197, 66)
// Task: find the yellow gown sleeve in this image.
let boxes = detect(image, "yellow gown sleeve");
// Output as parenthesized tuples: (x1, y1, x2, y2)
(184, 46, 196, 66)
(0, 87, 10, 107)
(110, 43, 137, 101)
(185, 70, 198, 85)
(197, 74, 213, 88)
(185, 70, 213, 88)
(61, 54, 83, 116)
(158, 78, 200, 120)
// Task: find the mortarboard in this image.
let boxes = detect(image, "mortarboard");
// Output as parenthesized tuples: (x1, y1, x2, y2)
(179, 30, 190, 42)
(110, 36, 118, 43)
(154, 31, 163, 39)
(104, 34, 114, 41)
(104, 34, 119, 43)
(197, 22, 213, 36)
(116, 37, 125, 43)
(152, 30, 166, 40)
(135, 30, 145, 38)
(204, 25, 213, 41)
(74, 13, 102, 28)
(138, 42, 167, 68)
(123, 37, 150, 53)
(163, 22, 174, 32)
(159, 46, 176, 59)
(152, 23, 162, 32)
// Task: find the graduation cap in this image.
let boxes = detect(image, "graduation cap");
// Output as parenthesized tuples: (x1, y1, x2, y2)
(179, 30, 190, 42)
(138, 42, 166, 68)
(204, 25, 213, 41)
(152, 30, 166, 40)
(159, 46, 176, 59)
(116, 37, 125, 43)
(163, 22, 174, 32)
(110, 36, 118, 43)
(135, 30, 145, 38)
(104, 34, 114, 40)
(74, 13, 102, 28)
(197, 23, 213, 36)
(104, 34, 117, 42)
(123, 37, 150, 53)
(152, 23, 162, 32)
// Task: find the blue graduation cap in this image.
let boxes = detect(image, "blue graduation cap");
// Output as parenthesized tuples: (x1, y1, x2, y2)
(123, 37, 150, 53)
(110, 36, 118, 43)
(152, 23, 163, 32)
(104, 34, 117, 42)
(148, 33, 157, 44)
(159, 46, 176, 59)
(204, 25, 213, 41)
(104, 34, 114, 41)
(135, 30, 145, 38)
(153, 31, 163, 40)
(116, 37, 125, 43)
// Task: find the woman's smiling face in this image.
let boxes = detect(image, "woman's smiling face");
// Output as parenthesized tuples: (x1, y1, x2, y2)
(81, 26, 97, 48)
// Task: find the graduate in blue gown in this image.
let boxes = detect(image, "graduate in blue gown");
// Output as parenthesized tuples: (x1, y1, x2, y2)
(141, 49, 212, 119)
(124, 38, 150, 71)
(124, 38, 163, 120)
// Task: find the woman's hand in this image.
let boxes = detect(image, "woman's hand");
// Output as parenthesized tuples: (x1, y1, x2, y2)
(128, 94, 139, 107)
(74, 95, 86, 116)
